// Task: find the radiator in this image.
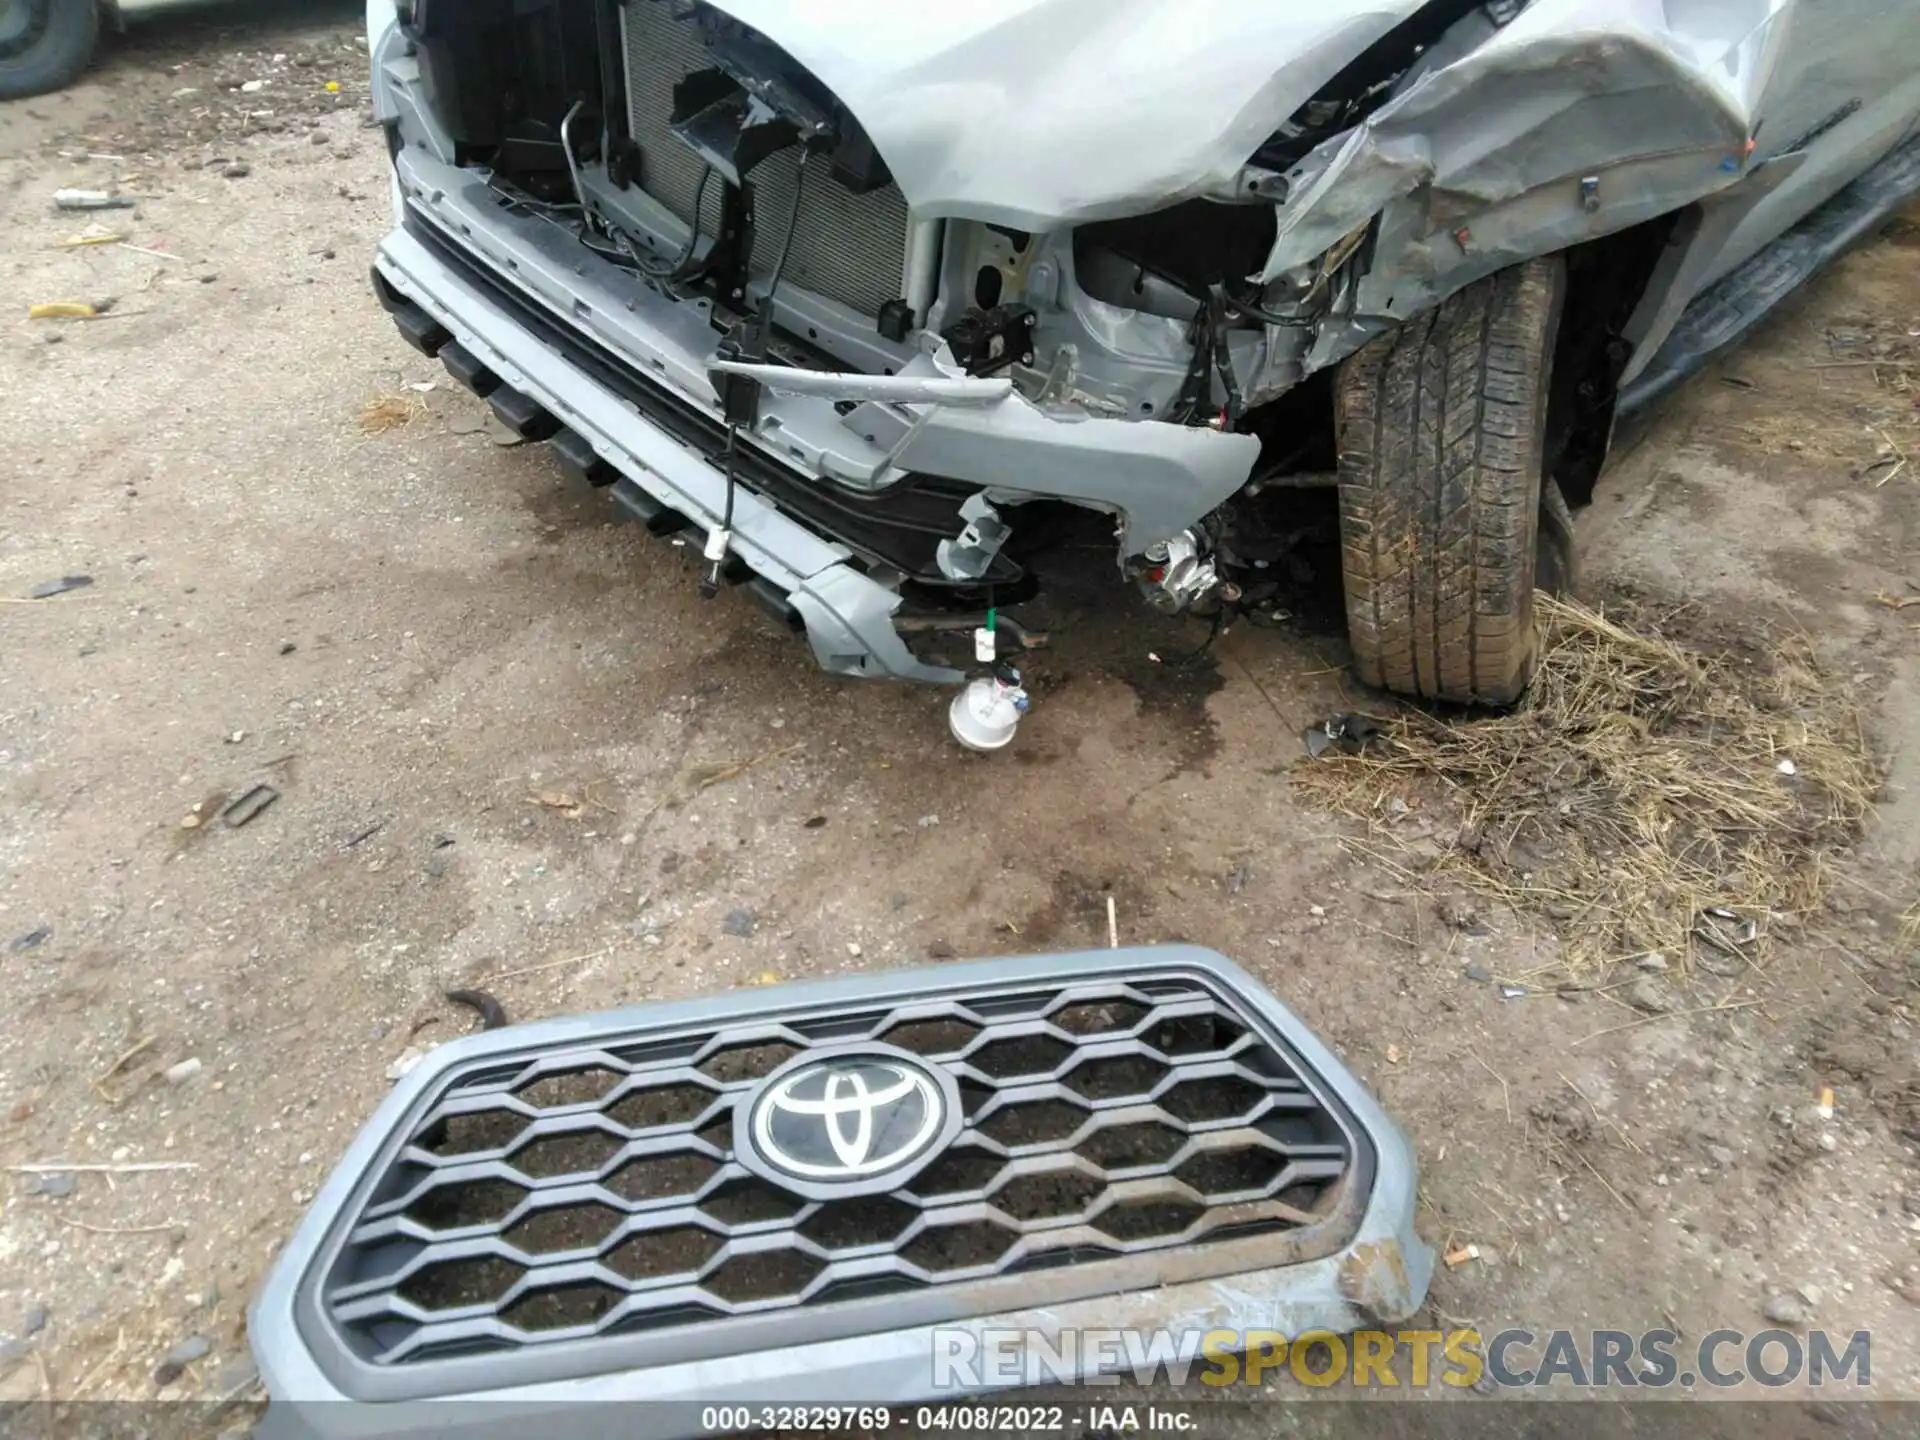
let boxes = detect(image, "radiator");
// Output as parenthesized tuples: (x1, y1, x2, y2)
(619, 1, 912, 318)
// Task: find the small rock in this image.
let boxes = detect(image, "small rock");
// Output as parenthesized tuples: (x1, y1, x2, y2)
(1626, 976, 1677, 1014)
(22, 1305, 48, 1337)
(28, 1173, 75, 1199)
(278, 640, 297, 655)
(1307, 904, 1326, 918)
(198, 273, 217, 284)
(916, 814, 939, 828)
(846, 942, 862, 957)
(309, 130, 329, 145)
(1761, 1291, 1809, 1327)
(927, 939, 956, 960)
(164, 1057, 203, 1086)
(1636, 952, 1669, 972)
(721, 907, 757, 938)
(1462, 962, 1492, 983)
(239, 79, 266, 93)
(154, 1334, 212, 1387)
(215, 1355, 259, 1394)
(222, 162, 252, 179)
(10, 926, 51, 952)
(225, 730, 246, 745)
(1707, 1143, 1735, 1167)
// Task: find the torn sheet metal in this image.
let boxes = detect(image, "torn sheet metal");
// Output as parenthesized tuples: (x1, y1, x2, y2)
(892, 389, 1261, 554)
(1256, 1, 1777, 284)
(1247, 0, 1920, 384)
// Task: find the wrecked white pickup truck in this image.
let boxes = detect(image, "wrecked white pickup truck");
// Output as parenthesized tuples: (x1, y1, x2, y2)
(365, 0, 1920, 706)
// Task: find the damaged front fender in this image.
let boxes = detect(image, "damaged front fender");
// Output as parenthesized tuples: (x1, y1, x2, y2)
(1248, 0, 1839, 379)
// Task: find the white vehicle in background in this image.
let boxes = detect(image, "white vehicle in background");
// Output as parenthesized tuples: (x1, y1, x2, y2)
(0, 0, 215, 100)
(0, 0, 100, 98)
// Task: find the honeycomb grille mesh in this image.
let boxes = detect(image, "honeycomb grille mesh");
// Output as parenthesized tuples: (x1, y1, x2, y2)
(619, 0, 911, 317)
(324, 976, 1354, 1366)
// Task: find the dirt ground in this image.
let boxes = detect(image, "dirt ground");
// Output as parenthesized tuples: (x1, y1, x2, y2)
(1, 1, 1917, 1424)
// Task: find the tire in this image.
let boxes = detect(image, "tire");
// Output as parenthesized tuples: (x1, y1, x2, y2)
(0, 0, 99, 103)
(1334, 255, 1571, 706)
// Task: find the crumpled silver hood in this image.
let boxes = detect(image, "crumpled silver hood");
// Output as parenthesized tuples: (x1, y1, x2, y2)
(701, 0, 1428, 229)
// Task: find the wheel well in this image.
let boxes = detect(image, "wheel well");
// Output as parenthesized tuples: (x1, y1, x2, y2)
(1545, 211, 1688, 507)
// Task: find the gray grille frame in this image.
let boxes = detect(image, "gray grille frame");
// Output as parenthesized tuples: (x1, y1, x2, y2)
(284, 950, 1379, 1403)
(619, 0, 912, 318)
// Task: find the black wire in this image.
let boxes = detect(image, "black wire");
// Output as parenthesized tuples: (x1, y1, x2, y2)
(1158, 608, 1227, 670)
(1209, 289, 1246, 427)
(666, 164, 713, 280)
(763, 151, 809, 303)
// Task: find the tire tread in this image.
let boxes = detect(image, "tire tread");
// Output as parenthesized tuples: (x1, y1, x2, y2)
(1336, 257, 1565, 705)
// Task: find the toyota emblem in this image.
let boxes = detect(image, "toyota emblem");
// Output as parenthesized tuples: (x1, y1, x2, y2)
(736, 1047, 961, 1197)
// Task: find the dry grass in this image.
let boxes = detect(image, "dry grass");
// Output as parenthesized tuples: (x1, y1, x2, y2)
(359, 392, 424, 436)
(1296, 595, 1880, 972)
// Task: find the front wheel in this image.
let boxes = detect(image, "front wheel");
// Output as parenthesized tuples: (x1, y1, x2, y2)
(0, 0, 100, 102)
(1333, 255, 1572, 706)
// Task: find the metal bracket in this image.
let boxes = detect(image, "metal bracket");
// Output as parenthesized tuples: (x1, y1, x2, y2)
(935, 494, 1012, 582)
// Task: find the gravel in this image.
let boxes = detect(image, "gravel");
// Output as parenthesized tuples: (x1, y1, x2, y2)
(1626, 976, 1678, 1013)
(153, 1335, 212, 1386)
(1761, 1291, 1810, 1326)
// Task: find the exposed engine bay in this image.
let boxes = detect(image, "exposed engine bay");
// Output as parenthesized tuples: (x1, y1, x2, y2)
(370, 0, 1920, 702)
